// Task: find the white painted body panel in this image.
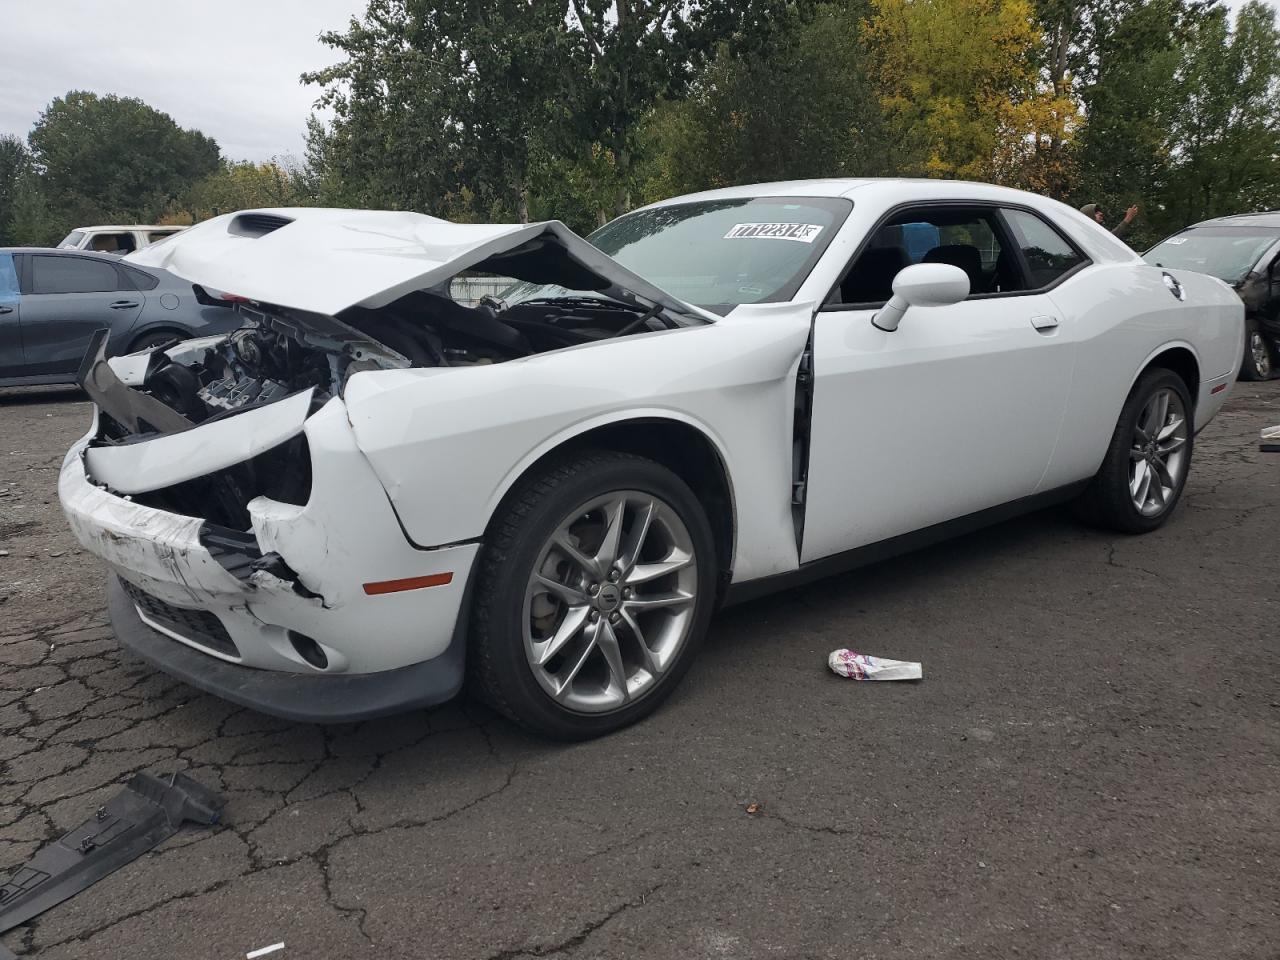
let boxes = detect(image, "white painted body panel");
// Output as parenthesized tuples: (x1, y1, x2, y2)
(85, 387, 314, 494)
(127, 208, 713, 320)
(62, 179, 1245, 681)
(802, 293, 1074, 559)
(343, 302, 812, 581)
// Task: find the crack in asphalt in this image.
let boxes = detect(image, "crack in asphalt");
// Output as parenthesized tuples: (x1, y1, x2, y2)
(2, 382, 1277, 958)
(481, 880, 671, 960)
(0, 611, 522, 955)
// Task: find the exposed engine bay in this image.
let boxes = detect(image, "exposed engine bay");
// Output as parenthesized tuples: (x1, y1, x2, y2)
(79, 287, 676, 528)
(100, 287, 674, 437)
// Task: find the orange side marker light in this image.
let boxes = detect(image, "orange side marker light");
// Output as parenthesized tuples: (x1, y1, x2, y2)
(362, 572, 454, 595)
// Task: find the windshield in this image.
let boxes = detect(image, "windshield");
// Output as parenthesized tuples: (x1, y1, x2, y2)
(1144, 226, 1279, 285)
(505, 196, 853, 314)
(58, 230, 85, 249)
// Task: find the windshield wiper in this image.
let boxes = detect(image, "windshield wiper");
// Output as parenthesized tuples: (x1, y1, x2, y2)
(514, 296, 636, 311)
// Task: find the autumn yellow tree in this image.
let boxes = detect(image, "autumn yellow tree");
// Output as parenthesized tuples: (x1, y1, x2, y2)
(864, 0, 1078, 189)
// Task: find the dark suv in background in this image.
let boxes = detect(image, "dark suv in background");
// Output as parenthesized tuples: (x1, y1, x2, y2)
(1145, 212, 1280, 380)
(0, 248, 240, 388)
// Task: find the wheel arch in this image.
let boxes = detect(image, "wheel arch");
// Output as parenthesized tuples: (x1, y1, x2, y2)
(125, 323, 194, 353)
(1135, 342, 1200, 409)
(485, 411, 738, 592)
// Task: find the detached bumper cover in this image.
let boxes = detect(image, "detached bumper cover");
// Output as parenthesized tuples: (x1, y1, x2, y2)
(106, 574, 464, 722)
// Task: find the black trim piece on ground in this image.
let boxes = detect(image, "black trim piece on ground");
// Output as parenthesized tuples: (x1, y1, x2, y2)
(724, 481, 1089, 606)
(0, 772, 223, 935)
(105, 573, 469, 723)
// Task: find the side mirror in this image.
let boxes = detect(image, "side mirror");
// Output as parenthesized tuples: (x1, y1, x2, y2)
(872, 263, 970, 332)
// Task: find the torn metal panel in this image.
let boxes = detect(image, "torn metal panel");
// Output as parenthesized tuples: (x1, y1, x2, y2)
(0, 772, 222, 935)
(84, 387, 314, 495)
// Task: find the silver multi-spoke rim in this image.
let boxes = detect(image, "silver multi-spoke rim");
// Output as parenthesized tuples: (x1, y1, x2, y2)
(1250, 332, 1271, 377)
(522, 491, 698, 713)
(1129, 387, 1188, 517)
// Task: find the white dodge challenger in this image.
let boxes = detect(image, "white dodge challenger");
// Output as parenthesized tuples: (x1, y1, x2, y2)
(59, 179, 1243, 738)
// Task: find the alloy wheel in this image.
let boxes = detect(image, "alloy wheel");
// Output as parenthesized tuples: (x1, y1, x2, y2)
(1249, 331, 1272, 378)
(1129, 387, 1189, 517)
(522, 491, 698, 713)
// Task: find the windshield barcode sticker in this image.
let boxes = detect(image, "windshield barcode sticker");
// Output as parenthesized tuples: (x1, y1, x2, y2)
(724, 223, 823, 243)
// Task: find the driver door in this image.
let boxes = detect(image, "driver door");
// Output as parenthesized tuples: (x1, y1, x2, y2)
(800, 203, 1080, 562)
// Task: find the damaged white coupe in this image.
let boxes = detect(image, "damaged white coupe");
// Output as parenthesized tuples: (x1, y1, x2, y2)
(59, 181, 1244, 738)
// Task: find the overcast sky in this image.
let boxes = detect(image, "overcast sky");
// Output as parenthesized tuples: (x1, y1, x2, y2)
(0, 0, 363, 162)
(2, 0, 1276, 164)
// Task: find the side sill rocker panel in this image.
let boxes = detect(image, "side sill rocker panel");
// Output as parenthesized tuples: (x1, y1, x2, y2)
(724, 481, 1089, 606)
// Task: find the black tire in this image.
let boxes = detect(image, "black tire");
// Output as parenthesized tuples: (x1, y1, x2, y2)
(128, 328, 188, 353)
(469, 449, 717, 740)
(1077, 368, 1193, 534)
(1240, 319, 1274, 381)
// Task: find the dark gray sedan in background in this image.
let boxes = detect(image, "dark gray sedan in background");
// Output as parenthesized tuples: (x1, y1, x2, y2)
(1144, 211, 1280, 380)
(0, 248, 241, 387)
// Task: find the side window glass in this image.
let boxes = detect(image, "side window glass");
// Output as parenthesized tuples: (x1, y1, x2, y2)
(88, 232, 137, 254)
(833, 207, 1021, 306)
(122, 265, 160, 291)
(31, 256, 124, 294)
(1003, 209, 1085, 288)
(0, 254, 18, 300)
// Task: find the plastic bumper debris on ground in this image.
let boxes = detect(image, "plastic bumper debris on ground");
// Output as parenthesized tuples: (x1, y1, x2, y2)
(0, 772, 223, 936)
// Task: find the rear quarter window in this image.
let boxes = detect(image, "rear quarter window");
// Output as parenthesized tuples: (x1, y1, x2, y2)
(122, 265, 160, 290)
(1003, 209, 1087, 288)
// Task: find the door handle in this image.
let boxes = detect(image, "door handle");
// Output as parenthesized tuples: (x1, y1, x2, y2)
(109, 300, 140, 309)
(1030, 315, 1060, 331)
(0, 305, 12, 315)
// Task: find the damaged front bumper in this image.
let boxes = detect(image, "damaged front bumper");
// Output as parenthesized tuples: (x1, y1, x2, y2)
(60, 397, 478, 722)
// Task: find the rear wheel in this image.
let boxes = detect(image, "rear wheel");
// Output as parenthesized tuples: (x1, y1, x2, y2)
(469, 450, 717, 740)
(1078, 368, 1193, 533)
(1240, 320, 1273, 380)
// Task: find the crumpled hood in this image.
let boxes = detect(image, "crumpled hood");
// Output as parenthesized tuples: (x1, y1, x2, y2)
(128, 207, 711, 320)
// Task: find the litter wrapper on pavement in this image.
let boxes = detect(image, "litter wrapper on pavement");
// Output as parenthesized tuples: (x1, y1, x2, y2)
(828, 649, 923, 681)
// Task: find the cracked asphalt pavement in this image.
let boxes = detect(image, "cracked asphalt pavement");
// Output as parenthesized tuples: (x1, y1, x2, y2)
(1, 382, 1277, 959)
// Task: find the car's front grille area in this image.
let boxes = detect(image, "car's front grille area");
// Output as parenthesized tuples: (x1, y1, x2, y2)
(120, 580, 240, 660)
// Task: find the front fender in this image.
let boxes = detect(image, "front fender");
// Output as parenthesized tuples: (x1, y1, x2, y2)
(343, 309, 812, 582)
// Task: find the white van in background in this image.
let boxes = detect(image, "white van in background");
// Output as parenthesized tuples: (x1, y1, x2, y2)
(57, 225, 187, 255)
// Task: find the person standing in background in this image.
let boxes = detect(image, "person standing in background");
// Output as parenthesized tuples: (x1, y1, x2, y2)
(1081, 202, 1140, 240)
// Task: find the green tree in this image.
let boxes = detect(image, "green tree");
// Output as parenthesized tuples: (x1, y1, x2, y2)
(1072, 0, 1185, 238)
(28, 91, 220, 230)
(0, 135, 57, 246)
(167, 159, 311, 223)
(639, 2, 891, 200)
(305, 0, 573, 223)
(304, 1, 769, 228)
(1160, 1, 1280, 229)
(0, 135, 31, 245)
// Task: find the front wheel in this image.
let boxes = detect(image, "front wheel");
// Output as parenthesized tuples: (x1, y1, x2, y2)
(1240, 321, 1273, 381)
(1077, 368, 1193, 534)
(469, 450, 717, 740)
